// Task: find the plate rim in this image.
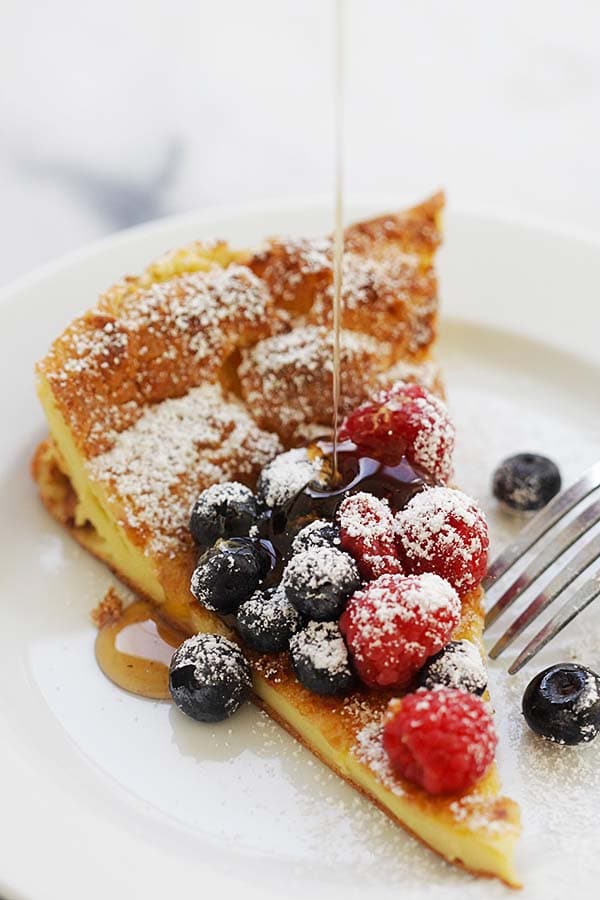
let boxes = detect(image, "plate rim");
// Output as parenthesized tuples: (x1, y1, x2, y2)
(3, 192, 600, 308)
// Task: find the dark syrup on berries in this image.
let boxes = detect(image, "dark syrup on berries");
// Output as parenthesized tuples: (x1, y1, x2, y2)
(259, 439, 431, 581)
(308, 440, 430, 512)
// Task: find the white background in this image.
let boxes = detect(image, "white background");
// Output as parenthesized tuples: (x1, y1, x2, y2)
(2, 0, 600, 285)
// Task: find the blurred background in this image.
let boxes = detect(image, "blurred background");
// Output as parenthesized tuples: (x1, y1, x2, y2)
(2, 0, 600, 285)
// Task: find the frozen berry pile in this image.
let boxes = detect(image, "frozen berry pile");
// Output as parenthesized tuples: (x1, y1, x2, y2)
(170, 379, 501, 794)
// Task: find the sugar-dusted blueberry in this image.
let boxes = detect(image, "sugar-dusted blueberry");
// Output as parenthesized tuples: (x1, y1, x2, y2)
(257, 448, 327, 509)
(291, 519, 341, 555)
(417, 640, 487, 695)
(190, 538, 270, 614)
(289, 621, 354, 696)
(492, 453, 561, 514)
(189, 481, 259, 545)
(522, 663, 600, 745)
(282, 546, 360, 620)
(236, 584, 301, 653)
(169, 633, 252, 722)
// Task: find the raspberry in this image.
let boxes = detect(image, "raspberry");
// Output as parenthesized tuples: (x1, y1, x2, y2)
(339, 381, 455, 483)
(339, 573, 460, 690)
(395, 487, 489, 597)
(382, 688, 497, 794)
(337, 492, 403, 580)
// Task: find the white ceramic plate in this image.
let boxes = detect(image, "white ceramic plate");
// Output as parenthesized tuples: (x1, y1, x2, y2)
(1, 199, 599, 900)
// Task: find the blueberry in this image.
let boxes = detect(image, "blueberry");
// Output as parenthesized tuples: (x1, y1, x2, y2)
(282, 547, 360, 620)
(417, 640, 487, 695)
(236, 585, 302, 653)
(492, 454, 561, 513)
(291, 519, 341, 555)
(190, 538, 270, 614)
(189, 482, 259, 545)
(169, 633, 252, 722)
(289, 621, 354, 696)
(522, 663, 600, 745)
(257, 448, 327, 509)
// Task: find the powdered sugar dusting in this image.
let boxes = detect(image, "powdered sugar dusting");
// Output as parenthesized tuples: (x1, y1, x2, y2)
(238, 584, 301, 642)
(573, 672, 599, 714)
(242, 324, 387, 380)
(193, 481, 253, 509)
(309, 248, 436, 352)
(291, 519, 341, 554)
(175, 633, 249, 684)
(353, 721, 405, 796)
(43, 263, 283, 457)
(449, 794, 517, 835)
(239, 325, 392, 442)
(89, 384, 281, 555)
(338, 492, 393, 545)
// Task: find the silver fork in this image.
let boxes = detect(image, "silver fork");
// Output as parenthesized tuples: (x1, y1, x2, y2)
(483, 460, 600, 674)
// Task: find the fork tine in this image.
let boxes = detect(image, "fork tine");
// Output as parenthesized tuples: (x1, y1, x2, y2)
(488, 532, 600, 658)
(508, 568, 600, 674)
(485, 497, 600, 628)
(482, 460, 600, 591)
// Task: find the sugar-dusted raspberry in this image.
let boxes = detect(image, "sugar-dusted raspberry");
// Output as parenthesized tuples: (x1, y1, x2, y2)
(382, 688, 497, 794)
(339, 381, 455, 483)
(395, 487, 489, 597)
(339, 573, 460, 690)
(337, 492, 403, 581)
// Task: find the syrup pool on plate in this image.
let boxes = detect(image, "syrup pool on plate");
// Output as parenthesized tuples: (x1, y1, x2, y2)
(95, 600, 189, 699)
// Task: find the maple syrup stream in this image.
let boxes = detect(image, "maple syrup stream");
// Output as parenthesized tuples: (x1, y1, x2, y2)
(95, 599, 188, 699)
(331, 0, 345, 482)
